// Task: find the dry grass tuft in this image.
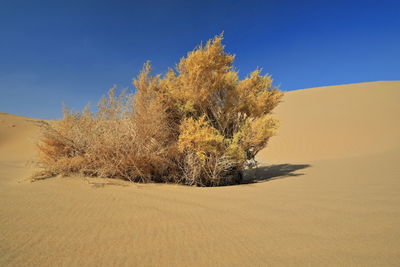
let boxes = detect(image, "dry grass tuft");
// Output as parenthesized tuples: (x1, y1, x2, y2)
(37, 34, 283, 186)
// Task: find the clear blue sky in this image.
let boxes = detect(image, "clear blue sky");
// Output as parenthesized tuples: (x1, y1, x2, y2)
(1, 0, 399, 119)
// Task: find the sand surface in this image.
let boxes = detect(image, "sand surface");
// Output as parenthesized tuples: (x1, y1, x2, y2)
(1, 81, 399, 266)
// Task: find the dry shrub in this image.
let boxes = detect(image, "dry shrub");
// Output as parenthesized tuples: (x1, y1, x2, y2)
(38, 34, 283, 186)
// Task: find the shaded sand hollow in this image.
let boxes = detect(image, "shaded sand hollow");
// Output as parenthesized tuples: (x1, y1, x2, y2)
(1, 81, 399, 266)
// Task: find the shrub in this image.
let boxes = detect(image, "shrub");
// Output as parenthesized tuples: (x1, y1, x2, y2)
(38, 34, 283, 186)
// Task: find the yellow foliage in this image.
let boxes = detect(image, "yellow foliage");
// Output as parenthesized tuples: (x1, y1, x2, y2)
(37, 33, 283, 186)
(178, 116, 224, 161)
(230, 115, 279, 160)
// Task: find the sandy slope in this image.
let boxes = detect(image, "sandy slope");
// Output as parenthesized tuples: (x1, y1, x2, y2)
(1, 81, 399, 266)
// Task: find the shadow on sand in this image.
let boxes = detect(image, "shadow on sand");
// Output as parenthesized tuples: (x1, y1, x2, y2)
(242, 164, 311, 184)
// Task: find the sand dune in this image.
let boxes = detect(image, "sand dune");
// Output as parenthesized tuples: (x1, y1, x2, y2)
(259, 81, 400, 162)
(1, 81, 399, 266)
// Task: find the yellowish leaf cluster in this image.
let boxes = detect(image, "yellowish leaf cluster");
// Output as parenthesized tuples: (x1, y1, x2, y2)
(178, 116, 224, 161)
(38, 34, 283, 186)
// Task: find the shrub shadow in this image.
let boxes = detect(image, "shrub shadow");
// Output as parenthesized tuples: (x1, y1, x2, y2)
(242, 164, 311, 184)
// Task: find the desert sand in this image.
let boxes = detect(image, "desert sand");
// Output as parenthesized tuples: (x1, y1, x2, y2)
(1, 81, 399, 266)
